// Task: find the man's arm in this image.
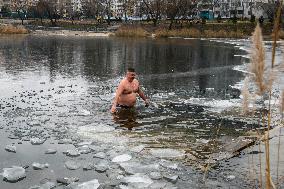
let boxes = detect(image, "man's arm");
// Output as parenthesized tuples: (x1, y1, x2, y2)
(111, 81, 124, 113)
(138, 87, 149, 107)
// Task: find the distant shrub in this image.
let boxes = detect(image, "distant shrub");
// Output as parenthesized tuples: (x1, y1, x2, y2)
(250, 15, 256, 23)
(232, 15, 238, 24)
(217, 15, 222, 23)
(258, 16, 264, 24)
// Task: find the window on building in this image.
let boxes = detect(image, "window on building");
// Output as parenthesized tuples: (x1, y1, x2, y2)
(237, 10, 243, 14)
(230, 10, 236, 15)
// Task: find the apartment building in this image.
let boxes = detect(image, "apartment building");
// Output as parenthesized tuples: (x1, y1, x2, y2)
(212, 0, 267, 19)
(110, 0, 122, 17)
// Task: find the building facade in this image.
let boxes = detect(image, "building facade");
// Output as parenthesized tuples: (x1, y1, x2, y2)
(211, 0, 268, 19)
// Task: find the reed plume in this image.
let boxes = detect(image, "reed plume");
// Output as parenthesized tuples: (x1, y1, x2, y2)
(250, 23, 266, 95)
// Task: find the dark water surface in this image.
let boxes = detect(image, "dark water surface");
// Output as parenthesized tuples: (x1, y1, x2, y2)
(0, 35, 255, 155)
(0, 35, 259, 188)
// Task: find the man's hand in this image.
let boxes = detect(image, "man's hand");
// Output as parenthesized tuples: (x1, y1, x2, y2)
(145, 99, 150, 107)
(111, 105, 116, 113)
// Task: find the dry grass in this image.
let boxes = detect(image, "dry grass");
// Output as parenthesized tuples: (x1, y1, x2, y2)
(154, 28, 246, 38)
(155, 28, 201, 38)
(0, 24, 29, 34)
(115, 26, 149, 37)
(204, 29, 245, 38)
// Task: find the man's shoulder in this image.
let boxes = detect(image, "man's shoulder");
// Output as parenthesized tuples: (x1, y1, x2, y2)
(133, 79, 139, 84)
(119, 78, 128, 85)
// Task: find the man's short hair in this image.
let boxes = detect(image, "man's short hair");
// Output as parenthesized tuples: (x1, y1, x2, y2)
(127, 67, 135, 72)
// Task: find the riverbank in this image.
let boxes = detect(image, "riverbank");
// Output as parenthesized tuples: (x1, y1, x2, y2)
(31, 29, 111, 37)
(1, 19, 279, 39)
(114, 23, 278, 39)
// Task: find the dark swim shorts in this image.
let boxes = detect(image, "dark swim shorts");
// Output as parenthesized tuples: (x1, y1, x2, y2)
(116, 104, 131, 109)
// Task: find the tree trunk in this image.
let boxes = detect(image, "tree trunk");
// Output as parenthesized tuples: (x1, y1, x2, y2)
(153, 18, 157, 27)
(50, 18, 56, 26)
(107, 15, 111, 25)
(17, 11, 24, 25)
(169, 19, 174, 30)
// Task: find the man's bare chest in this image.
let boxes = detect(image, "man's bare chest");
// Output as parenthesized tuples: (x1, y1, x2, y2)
(123, 82, 138, 94)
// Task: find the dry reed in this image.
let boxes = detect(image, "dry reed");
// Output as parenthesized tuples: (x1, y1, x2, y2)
(115, 26, 149, 37)
(247, 20, 280, 189)
(154, 28, 246, 38)
(250, 23, 266, 95)
(246, 1, 284, 186)
(0, 24, 29, 34)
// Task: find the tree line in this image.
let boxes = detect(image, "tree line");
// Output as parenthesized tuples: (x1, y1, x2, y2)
(0, 0, 282, 26)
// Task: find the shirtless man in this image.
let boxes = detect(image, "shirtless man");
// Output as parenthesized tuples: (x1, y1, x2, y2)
(111, 68, 149, 113)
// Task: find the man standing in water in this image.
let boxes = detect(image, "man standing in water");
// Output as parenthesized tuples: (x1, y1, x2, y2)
(111, 68, 149, 113)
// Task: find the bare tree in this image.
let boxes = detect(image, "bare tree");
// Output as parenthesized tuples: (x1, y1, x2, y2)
(142, 0, 165, 26)
(65, 1, 82, 23)
(122, 0, 135, 21)
(256, 0, 283, 23)
(166, 0, 192, 30)
(11, 0, 28, 25)
(44, 0, 59, 26)
(83, 0, 104, 18)
(35, 0, 47, 25)
(99, 0, 112, 25)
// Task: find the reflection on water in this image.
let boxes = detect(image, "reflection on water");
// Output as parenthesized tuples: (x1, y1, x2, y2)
(0, 35, 252, 161)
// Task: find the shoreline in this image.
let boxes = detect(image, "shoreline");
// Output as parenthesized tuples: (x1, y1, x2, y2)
(27, 29, 276, 40)
(30, 29, 113, 37)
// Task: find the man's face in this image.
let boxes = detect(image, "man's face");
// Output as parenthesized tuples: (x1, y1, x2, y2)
(126, 71, 136, 82)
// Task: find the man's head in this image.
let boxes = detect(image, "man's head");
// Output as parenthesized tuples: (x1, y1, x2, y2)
(126, 67, 136, 82)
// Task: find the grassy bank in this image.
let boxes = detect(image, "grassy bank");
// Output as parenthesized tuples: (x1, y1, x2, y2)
(114, 25, 150, 37)
(114, 22, 275, 39)
(154, 28, 246, 38)
(115, 26, 247, 38)
(0, 24, 29, 34)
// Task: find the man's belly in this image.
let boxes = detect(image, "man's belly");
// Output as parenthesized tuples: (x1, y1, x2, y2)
(118, 93, 137, 107)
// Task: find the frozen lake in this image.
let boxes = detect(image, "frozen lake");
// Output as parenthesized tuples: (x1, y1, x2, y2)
(0, 35, 283, 188)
